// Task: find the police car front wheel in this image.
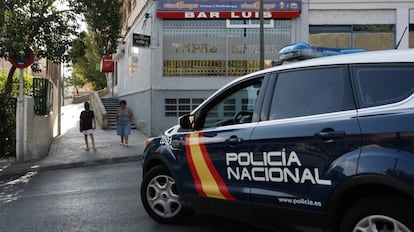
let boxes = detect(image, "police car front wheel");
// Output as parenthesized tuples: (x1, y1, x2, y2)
(141, 165, 193, 224)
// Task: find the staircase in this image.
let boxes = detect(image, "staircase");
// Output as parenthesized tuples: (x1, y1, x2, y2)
(100, 97, 136, 129)
(101, 97, 119, 129)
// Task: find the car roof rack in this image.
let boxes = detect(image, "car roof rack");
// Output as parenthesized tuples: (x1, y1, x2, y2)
(277, 42, 367, 64)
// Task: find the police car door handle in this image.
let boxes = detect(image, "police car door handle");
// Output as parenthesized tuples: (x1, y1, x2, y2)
(316, 130, 346, 140)
(226, 135, 243, 145)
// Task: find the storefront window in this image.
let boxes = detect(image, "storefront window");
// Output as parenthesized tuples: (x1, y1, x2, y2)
(310, 25, 395, 51)
(163, 20, 291, 77)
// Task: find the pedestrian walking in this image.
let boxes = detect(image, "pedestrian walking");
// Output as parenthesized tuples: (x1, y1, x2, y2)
(79, 102, 97, 151)
(116, 99, 134, 146)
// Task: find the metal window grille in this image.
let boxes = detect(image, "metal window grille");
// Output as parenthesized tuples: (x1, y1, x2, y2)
(226, 19, 274, 28)
(33, 78, 53, 115)
(163, 19, 291, 77)
(165, 98, 204, 117)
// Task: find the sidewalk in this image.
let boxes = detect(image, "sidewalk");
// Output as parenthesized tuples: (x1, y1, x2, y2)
(0, 102, 149, 177)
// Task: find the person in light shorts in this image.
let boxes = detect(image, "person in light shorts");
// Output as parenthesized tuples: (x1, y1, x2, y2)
(79, 102, 97, 151)
(116, 100, 134, 146)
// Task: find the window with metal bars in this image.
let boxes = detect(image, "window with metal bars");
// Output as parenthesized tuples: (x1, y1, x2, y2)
(165, 98, 204, 117)
(163, 19, 291, 77)
(309, 24, 395, 51)
(33, 78, 53, 115)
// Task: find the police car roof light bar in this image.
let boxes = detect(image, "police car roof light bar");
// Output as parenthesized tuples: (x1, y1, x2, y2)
(278, 42, 367, 63)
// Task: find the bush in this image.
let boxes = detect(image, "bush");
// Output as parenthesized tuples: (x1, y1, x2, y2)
(0, 68, 33, 96)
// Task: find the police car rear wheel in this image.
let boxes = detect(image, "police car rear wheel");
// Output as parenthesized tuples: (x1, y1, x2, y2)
(141, 165, 192, 224)
(339, 195, 413, 232)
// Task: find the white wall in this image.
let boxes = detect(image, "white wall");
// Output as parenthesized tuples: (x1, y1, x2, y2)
(307, 0, 412, 49)
(23, 96, 54, 161)
(308, 0, 414, 9)
(309, 10, 395, 24)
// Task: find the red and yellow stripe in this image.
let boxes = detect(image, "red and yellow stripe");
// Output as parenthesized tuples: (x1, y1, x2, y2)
(186, 132, 236, 201)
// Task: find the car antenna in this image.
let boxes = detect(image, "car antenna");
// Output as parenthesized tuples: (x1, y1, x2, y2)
(395, 26, 408, 49)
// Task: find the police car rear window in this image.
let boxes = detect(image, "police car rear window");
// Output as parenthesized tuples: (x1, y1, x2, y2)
(352, 65, 414, 108)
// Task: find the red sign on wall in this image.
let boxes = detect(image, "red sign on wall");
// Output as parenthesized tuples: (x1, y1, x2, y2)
(157, 11, 300, 19)
(101, 55, 114, 73)
(156, 0, 301, 19)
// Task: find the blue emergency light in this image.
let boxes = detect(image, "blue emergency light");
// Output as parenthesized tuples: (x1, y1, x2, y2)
(278, 42, 367, 63)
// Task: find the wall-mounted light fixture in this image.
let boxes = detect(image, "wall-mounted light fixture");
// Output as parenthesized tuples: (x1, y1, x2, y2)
(143, 13, 151, 28)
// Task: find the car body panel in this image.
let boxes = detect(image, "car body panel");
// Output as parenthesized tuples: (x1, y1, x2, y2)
(141, 49, 414, 231)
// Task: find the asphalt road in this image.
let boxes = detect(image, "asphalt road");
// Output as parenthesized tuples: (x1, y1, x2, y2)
(0, 162, 271, 232)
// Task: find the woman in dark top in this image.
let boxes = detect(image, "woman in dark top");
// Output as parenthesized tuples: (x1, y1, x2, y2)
(79, 102, 96, 151)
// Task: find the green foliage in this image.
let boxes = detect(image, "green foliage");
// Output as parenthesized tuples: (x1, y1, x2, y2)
(0, 0, 80, 63)
(0, 97, 17, 157)
(0, 1, 5, 28)
(69, 0, 123, 91)
(0, 0, 82, 96)
(1, 0, 122, 94)
(69, 31, 87, 64)
(81, 0, 122, 55)
(0, 69, 33, 96)
(71, 31, 107, 91)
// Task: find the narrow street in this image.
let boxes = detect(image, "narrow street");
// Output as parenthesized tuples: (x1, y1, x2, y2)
(0, 162, 270, 232)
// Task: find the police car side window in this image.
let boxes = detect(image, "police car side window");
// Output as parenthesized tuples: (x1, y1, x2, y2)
(203, 80, 262, 128)
(269, 67, 354, 120)
(352, 64, 414, 108)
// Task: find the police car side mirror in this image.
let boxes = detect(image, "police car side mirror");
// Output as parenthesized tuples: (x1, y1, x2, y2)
(179, 114, 195, 130)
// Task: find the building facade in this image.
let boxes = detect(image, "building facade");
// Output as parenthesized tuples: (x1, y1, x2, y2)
(116, 0, 414, 136)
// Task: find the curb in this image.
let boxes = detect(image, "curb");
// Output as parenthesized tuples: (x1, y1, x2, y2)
(0, 155, 143, 179)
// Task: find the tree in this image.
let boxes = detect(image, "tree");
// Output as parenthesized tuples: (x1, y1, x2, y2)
(80, 0, 122, 55)
(0, 1, 5, 28)
(0, 0, 80, 96)
(70, 30, 107, 91)
(1, 0, 122, 95)
(69, 0, 122, 91)
(68, 31, 87, 94)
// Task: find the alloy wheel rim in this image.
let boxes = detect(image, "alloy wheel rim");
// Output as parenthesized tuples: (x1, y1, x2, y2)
(146, 174, 182, 218)
(353, 215, 411, 232)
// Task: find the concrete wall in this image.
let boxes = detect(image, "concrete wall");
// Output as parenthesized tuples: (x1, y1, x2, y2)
(308, 0, 412, 49)
(21, 78, 61, 161)
(90, 91, 108, 129)
(72, 94, 91, 104)
(23, 96, 54, 161)
(122, 91, 151, 135)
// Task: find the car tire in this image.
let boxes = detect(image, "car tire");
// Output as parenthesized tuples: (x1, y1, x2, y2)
(140, 165, 193, 224)
(339, 195, 414, 232)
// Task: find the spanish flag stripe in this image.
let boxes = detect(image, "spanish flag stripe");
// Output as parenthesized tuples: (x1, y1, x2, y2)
(198, 132, 236, 201)
(185, 134, 206, 197)
(186, 132, 236, 201)
(188, 133, 226, 199)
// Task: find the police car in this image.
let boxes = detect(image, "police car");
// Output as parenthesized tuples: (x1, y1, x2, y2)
(140, 45, 414, 232)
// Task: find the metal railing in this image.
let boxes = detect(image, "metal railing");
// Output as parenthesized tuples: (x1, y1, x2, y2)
(33, 78, 53, 115)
